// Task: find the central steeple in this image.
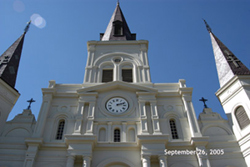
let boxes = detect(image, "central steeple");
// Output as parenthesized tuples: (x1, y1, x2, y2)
(100, 2, 136, 41)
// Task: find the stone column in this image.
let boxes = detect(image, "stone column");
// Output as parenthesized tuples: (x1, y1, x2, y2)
(158, 155, 167, 167)
(83, 156, 91, 167)
(114, 63, 119, 81)
(122, 122, 127, 142)
(107, 122, 112, 142)
(139, 101, 148, 134)
(66, 155, 75, 167)
(74, 101, 85, 134)
(142, 155, 151, 167)
(150, 102, 161, 134)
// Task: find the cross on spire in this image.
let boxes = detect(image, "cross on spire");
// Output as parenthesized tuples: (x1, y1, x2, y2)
(227, 55, 240, 68)
(24, 20, 31, 34)
(199, 97, 208, 108)
(27, 98, 35, 110)
(203, 19, 212, 33)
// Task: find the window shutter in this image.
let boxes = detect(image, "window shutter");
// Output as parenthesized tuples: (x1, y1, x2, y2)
(235, 106, 250, 129)
(122, 69, 133, 82)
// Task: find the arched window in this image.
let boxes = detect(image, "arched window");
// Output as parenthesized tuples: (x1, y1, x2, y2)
(102, 69, 113, 82)
(113, 21, 123, 36)
(56, 119, 65, 140)
(235, 106, 250, 129)
(169, 119, 178, 139)
(114, 129, 120, 142)
(122, 69, 133, 82)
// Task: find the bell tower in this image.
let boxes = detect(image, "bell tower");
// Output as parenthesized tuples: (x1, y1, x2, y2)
(83, 2, 151, 84)
(205, 20, 250, 166)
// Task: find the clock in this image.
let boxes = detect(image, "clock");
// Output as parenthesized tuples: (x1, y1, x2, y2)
(106, 97, 129, 113)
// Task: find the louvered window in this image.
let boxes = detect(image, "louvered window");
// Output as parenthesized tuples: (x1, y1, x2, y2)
(235, 106, 250, 129)
(122, 69, 133, 82)
(56, 120, 65, 140)
(114, 129, 120, 142)
(102, 69, 113, 82)
(114, 21, 123, 36)
(169, 119, 179, 139)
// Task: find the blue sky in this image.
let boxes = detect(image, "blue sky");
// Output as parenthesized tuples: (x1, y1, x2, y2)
(1, 0, 250, 121)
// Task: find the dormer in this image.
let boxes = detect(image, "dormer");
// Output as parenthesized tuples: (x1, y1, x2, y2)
(100, 3, 136, 41)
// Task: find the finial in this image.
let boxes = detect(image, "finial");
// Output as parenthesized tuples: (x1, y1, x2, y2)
(24, 20, 31, 33)
(117, 0, 120, 5)
(199, 97, 208, 108)
(203, 19, 212, 33)
(27, 98, 35, 110)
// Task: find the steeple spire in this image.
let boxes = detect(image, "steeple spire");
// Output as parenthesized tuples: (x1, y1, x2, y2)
(100, 2, 136, 41)
(0, 21, 30, 88)
(203, 19, 212, 33)
(24, 20, 31, 34)
(205, 21, 250, 87)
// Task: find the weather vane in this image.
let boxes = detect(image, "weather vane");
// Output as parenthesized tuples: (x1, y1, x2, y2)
(27, 98, 35, 110)
(199, 97, 208, 108)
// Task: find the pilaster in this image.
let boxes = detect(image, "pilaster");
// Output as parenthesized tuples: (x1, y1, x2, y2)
(107, 121, 112, 142)
(150, 102, 161, 134)
(77, 92, 97, 135)
(33, 89, 54, 138)
(74, 101, 85, 134)
(179, 85, 201, 137)
(139, 101, 148, 134)
(85, 101, 95, 135)
(122, 122, 127, 142)
(23, 138, 43, 167)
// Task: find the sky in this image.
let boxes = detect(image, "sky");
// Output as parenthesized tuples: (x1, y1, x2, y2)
(1, 0, 250, 121)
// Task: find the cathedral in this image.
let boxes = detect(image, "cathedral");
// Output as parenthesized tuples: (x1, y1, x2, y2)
(0, 3, 250, 167)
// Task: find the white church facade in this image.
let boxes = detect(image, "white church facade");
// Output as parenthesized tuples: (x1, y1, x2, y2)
(0, 3, 250, 167)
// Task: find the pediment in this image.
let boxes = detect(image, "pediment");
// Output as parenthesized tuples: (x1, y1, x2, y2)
(77, 81, 157, 94)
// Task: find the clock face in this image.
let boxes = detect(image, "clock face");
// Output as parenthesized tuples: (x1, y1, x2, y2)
(106, 97, 129, 113)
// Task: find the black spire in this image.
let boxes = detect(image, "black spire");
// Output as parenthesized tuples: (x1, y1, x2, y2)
(0, 21, 30, 88)
(100, 3, 136, 41)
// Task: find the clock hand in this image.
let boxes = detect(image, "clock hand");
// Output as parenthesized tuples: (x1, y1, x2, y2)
(116, 102, 125, 106)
